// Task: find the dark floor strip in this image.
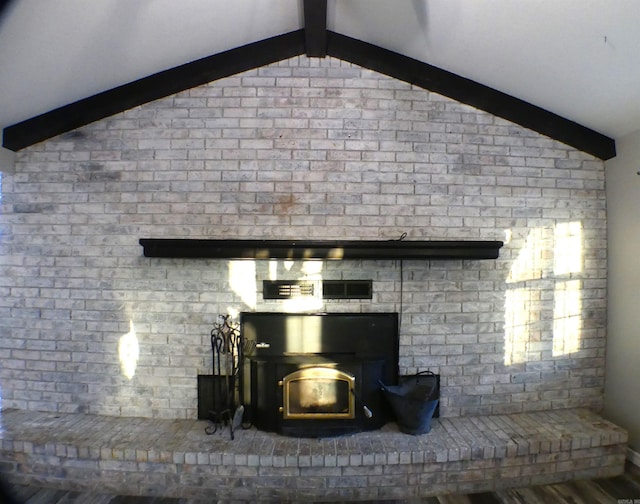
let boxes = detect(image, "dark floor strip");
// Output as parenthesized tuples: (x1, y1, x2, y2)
(3, 464, 640, 504)
(466, 491, 504, 504)
(590, 474, 640, 501)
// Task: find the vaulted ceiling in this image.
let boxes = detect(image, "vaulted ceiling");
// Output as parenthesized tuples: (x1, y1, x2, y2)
(1, 1, 639, 159)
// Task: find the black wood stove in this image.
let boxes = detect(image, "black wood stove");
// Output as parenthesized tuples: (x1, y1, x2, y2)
(240, 312, 399, 437)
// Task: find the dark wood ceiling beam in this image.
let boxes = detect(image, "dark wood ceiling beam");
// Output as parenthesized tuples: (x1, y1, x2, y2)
(303, 0, 328, 57)
(2, 31, 306, 152)
(326, 31, 616, 160)
(0, 0, 15, 20)
(2, 26, 616, 160)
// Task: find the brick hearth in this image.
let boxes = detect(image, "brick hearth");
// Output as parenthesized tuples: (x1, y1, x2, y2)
(0, 408, 627, 501)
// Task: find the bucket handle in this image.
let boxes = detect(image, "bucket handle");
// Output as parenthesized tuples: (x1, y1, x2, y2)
(403, 370, 435, 383)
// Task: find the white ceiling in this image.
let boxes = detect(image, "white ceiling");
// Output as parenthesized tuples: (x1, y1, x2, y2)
(1, 0, 639, 148)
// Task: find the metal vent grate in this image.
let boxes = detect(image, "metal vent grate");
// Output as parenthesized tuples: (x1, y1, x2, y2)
(322, 280, 372, 299)
(263, 281, 315, 299)
(263, 280, 373, 300)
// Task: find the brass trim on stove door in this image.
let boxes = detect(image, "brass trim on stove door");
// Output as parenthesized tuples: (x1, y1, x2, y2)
(280, 367, 356, 420)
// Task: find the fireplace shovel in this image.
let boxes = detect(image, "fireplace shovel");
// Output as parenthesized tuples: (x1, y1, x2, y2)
(379, 370, 439, 435)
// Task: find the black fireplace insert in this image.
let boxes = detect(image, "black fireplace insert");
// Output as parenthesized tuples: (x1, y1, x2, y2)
(240, 312, 399, 437)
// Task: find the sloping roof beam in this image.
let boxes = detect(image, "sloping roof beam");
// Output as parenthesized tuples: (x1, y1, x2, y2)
(2, 31, 306, 152)
(2, 29, 615, 159)
(326, 31, 615, 160)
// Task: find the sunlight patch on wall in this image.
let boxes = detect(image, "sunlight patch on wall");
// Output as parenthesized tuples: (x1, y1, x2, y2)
(504, 222, 584, 365)
(504, 227, 549, 365)
(281, 261, 324, 312)
(552, 222, 583, 357)
(286, 314, 323, 354)
(507, 227, 548, 283)
(229, 260, 257, 309)
(504, 288, 537, 366)
(231, 259, 325, 312)
(554, 222, 583, 275)
(118, 320, 139, 380)
(269, 259, 278, 280)
(553, 280, 582, 356)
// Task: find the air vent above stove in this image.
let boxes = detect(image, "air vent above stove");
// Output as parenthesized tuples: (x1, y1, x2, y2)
(322, 280, 372, 299)
(263, 281, 315, 299)
(262, 280, 373, 300)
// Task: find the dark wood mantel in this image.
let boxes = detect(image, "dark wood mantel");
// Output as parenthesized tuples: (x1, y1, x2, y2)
(138, 238, 504, 260)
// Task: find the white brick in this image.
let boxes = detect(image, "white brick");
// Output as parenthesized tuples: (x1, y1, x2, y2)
(0, 55, 607, 420)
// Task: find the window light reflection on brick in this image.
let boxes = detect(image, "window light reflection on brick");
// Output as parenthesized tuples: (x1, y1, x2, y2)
(504, 227, 548, 366)
(553, 280, 582, 357)
(281, 261, 323, 313)
(504, 222, 584, 365)
(118, 319, 139, 380)
(552, 222, 584, 357)
(228, 260, 257, 309)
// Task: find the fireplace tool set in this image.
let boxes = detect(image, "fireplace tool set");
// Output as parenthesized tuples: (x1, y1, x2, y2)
(205, 314, 254, 439)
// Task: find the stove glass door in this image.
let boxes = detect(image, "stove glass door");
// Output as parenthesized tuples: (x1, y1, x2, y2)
(281, 367, 355, 420)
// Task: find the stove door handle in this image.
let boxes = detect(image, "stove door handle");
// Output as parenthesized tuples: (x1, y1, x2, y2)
(350, 388, 373, 418)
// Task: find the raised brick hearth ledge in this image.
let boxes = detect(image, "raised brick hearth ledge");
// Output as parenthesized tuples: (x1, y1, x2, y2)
(0, 408, 627, 502)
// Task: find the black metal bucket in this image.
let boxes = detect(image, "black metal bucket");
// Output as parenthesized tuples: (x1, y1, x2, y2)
(379, 370, 439, 435)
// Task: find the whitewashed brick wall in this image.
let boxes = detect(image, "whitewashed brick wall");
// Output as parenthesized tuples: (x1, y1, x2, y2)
(0, 56, 607, 419)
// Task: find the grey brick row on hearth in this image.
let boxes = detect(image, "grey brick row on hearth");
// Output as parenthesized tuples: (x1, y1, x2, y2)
(0, 408, 627, 501)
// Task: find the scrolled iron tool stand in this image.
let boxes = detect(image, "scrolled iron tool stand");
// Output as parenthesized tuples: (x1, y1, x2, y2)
(379, 370, 439, 435)
(205, 314, 245, 439)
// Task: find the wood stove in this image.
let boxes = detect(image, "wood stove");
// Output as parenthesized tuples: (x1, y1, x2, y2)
(240, 312, 399, 437)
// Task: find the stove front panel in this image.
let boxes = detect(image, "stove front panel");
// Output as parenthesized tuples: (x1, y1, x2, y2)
(241, 312, 399, 437)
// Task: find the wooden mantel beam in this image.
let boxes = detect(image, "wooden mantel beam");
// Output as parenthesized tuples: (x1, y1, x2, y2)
(139, 238, 504, 261)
